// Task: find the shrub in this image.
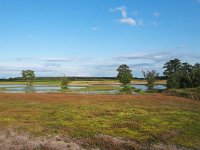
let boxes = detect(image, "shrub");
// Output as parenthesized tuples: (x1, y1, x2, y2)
(134, 88, 142, 93)
(119, 85, 143, 94)
(142, 70, 159, 90)
(61, 77, 70, 89)
(119, 84, 134, 94)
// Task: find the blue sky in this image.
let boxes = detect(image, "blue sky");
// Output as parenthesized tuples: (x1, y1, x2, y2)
(0, 0, 200, 78)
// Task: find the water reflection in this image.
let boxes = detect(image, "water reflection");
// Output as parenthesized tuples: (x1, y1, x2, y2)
(0, 84, 166, 93)
(133, 84, 166, 91)
(24, 86, 36, 93)
(0, 84, 86, 93)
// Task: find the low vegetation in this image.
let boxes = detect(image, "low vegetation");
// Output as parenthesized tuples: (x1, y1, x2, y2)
(61, 85, 121, 93)
(165, 88, 200, 101)
(0, 93, 199, 149)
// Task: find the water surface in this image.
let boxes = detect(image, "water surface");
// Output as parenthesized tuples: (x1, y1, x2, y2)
(0, 84, 166, 93)
(0, 84, 86, 93)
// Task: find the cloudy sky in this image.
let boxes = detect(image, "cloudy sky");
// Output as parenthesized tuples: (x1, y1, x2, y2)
(0, 0, 200, 78)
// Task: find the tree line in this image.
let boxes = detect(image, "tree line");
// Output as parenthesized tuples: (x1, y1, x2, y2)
(163, 59, 200, 89)
(2, 58, 199, 90)
(116, 59, 200, 90)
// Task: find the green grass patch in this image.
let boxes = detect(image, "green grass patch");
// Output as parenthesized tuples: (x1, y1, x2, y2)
(62, 85, 121, 92)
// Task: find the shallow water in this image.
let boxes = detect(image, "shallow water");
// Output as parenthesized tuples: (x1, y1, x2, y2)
(0, 84, 166, 93)
(0, 84, 26, 88)
(0, 84, 86, 93)
(133, 84, 166, 91)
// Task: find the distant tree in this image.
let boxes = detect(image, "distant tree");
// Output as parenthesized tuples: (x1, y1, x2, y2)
(191, 63, 200, 87)
(163, 59, 200, 89)
(22, 70, 35, 86)
(116, 64, 133, 85)
(163, 59, 182, 76)
(163, 59, 182, 88)
(142, 70, 159, 90)
(179, 62, 193, 88)
(61, 76, 70, 89)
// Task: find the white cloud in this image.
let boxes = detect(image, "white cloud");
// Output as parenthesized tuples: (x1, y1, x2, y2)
(110, 5, 138, 26)
(153, 12, 160, 17)
(116, 6, 127, 18)
(119, 18, 136, 26)
(40, 58, 78, 62)
(1, 51, 200, 78)
(115, 52, 200, 64)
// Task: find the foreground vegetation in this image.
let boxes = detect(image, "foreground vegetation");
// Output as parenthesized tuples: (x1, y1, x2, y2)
(165, 87, 200, 100)
(0, 93, 199, 149)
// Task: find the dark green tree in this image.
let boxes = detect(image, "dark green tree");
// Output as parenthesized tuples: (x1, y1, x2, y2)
(142, 70, 159, 90)
(179, 62, 193, 88)
(163, 59, 200, 89)
(163, 59, 182, 76)
(117, 64, 133, 85)
(22, 70, 35, 86)
(191, 63, 200, 87)
(163, 59, 182, 88)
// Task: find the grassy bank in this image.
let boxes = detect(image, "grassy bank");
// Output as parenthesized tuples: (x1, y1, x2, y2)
(165, 88, 200, 101)
(0, 93, 199, 149)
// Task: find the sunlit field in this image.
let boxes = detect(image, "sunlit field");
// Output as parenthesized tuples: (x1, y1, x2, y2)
(0, 93, 199, 149)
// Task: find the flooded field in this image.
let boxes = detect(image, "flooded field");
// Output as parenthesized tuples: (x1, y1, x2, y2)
(0, 84, 166, 93)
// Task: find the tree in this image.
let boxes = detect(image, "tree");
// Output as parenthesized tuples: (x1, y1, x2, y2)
(142, 70, 159, 90)
(61, 76, 70, 89)
(22, 70, 35, 86)
(179, 62, 193, 88)
(163, 59, 200, 89)
(191, 63, 200, 87)
(116, 64, 133, 85)
(163, 59, 182, 88)
(163, 59, 182, 76)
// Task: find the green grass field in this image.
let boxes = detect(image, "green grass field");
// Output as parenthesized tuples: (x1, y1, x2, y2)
(0, 93, 199, 149)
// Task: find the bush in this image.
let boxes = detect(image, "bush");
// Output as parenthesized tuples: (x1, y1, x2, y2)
(119, 85, 143, 94)
(61, 77, 70, 89)
(119, 84, 134, 94)
(134, 88, 142, 93)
